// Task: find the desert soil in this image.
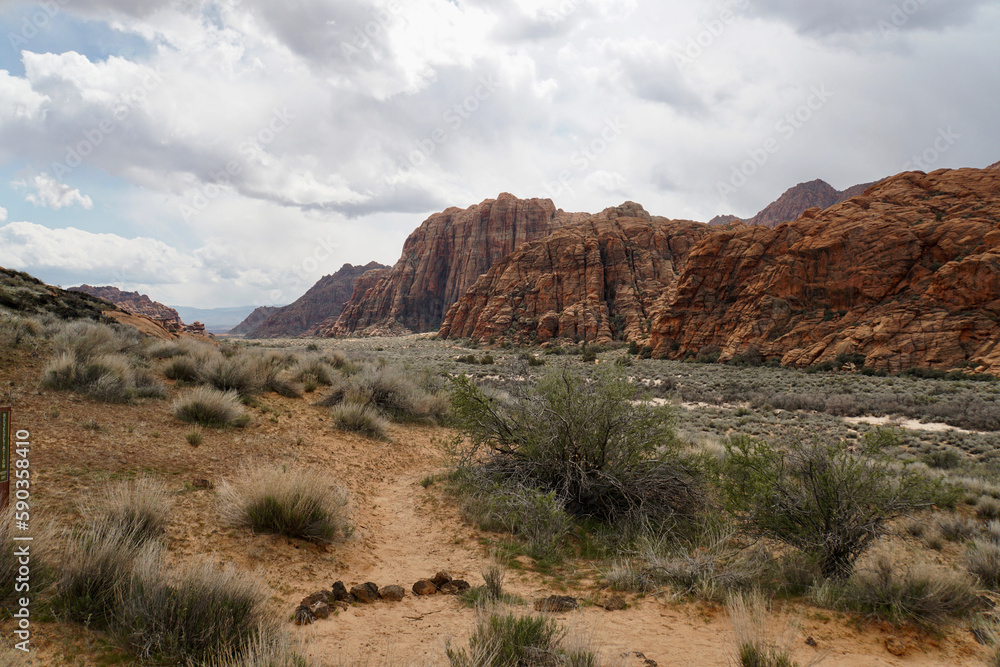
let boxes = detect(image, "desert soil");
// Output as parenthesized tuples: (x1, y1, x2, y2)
(0, 349, 991, 666)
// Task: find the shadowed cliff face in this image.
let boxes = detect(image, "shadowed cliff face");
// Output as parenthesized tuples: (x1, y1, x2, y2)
(650, 167, 1000, 373)
(330, 193, 587, 336)
(69, 284, 180, 322)
(439, 203, 713, 345)
(743, 178, 880, 228)
(248, 261, 389, 338)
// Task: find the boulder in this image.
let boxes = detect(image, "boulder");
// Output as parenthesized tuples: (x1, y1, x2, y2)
(412, 580, 437, 596)
(351, 582, 379, 604)
(379, 585, 406, 602)
(534, 595, 578, 612)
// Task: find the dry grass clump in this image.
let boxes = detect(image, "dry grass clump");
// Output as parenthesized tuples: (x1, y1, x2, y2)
(1, 505, 55, 605)
(329, 401, 390, 439)
(458, 480, 573, 560)
(726, 590, 796, 667)
(834, 553, 978, 627)
(162, 355, 201, 382)
(218, 463, 351, 544)
(935, 513, 979, 542)
(977, 496, 1000, 521)
(42, 350, 166, 403)
(446, 609, 602, 667)
(115, 551, 281, 665)
(319, 363, 448, 424)
(966, 538, 1000, 589)
(172, 386, 250, 428)
(83, 477, 173, 546)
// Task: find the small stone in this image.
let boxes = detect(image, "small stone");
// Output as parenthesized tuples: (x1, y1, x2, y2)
(351, 582, 379, 604)
(380, 585, 406, 602)
(451, 579, 471, 593)
(301, 591, 331, 607)
(884, 636, 907, 657)
(805, 636, 818, 648)
(430, 571, 453, 587)
(311, 601, 330, 619)
(293, 604, 314, 625)
(534, 595, 578, 612)
(602, 596, 627, 611)
(412, 579, 437, 596)
(331, 581, 351, 601)
(438, 582, 459, 595)
(192, 478, 213, 489)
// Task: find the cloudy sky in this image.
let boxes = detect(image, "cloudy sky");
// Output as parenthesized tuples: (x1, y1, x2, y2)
(0, 0, 997, 308)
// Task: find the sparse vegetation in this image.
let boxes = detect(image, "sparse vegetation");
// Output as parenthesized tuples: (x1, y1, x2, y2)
(172, 386, 250, 428)
(329, 401, 390, 439)
(218, 463, 351, 544)
(721, 428, 949, 579)
(726, 590, 796, 667)
(446, 610, 600, 667)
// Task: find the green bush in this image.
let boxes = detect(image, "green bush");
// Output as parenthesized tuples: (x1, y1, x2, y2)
(449, 366, 704, 529)
(721, 428, 949, 579)
(218, 464, 351, 544)
(173, 386, 250, 428)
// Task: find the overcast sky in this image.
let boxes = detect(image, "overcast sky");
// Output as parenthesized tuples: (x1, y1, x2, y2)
(0, 0, 997, 308)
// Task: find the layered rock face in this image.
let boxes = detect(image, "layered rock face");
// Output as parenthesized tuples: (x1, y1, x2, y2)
(310, 266, 390, 337)
(651, 167, 1000, 373)
(330, 194, 584, 335)
(249, 262, 388, 338)
(439, 203, 712, 344)
(69, 285, 181, 323)
(744, 179, 879, 228)
(228, 306, 281, 336)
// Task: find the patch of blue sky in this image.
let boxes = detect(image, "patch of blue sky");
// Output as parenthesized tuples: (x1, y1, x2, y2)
(0, 3, 151, 76)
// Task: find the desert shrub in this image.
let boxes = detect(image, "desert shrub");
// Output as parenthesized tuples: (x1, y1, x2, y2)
(0, 313, 42, 347)
(923, 448, 962, 470)
(726, 590, 795, 667)
(293, 356, 335, 386)
(449, 365, 705, 532)
(199, 353, 267, 396)
(935, 513, 978, 542)
(218, 463, 351, 544)
(329, 401, 389, 439)
(84, 477, 172, 546)
(836, 554, 978, 627)
(162, 356, 201, 382)
(978, 497, 1000, 521)
(115, 551, 279, 665)
(55, 516, 152, 624)
(966, 538, 1000, 589)
(42, 350, 166, 402)
(321, 364, 447, 424)
(173, 386, 249, 428)
(458, 478, 573, 559)
(721, 428, 949, 579)
(446, 611, 599, 667)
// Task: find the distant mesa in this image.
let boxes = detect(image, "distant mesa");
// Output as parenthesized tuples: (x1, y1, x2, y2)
(68, 285, 206, 335)
(228, 306, 281, 336)
(244, 261, 389, 338)
(743, 178, 880, 228)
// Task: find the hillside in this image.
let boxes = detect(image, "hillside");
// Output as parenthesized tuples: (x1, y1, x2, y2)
(69, 284, 181, 323)
(228, 305, 282, 336)
(249, 262, 388, 338)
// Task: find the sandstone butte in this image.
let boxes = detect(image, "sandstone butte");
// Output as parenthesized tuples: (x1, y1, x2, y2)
(69, 284, 183, 324)
(650, 167, 1000, 374)
(328, 192, 589, 336)
(247, 261, 388, 338)
(439, 202, 712, 345)
(438, 167, 1000, 374)
(743, 178, 877, 228)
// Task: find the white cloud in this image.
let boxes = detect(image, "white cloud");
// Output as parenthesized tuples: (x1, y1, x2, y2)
(12, 173, 94, 210)
(0, 207, 6, 222)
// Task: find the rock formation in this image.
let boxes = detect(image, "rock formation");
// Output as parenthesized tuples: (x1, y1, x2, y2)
(248, 262, 388, 338)
(69, 285, 181, 324)
(309, 266, 391, 337)
(329, 193, 588, 336)
(650, 167, 1000, 373)
(228, 306, 281, 336)
(744, 178, 880, 228)
(439, 203, 712, 345)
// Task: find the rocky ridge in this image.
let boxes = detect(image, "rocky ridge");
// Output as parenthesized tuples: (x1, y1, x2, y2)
(249, 262, 388, 338)
(328, 193, 589, 336)
(439, 203, 712, 345)
(650, 167, 1000, 373)
(744, 178, 879, 228)
(228, 306, 281, 336)
(69, 284, 181, 324)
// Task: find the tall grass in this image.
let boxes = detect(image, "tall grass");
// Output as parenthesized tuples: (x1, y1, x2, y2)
(726, 590, 795, 667)
(83, 476, 173, 546)
(446, 609, 603, 667)
(218, 463, 351, 544)
(173, 386, 250, 428)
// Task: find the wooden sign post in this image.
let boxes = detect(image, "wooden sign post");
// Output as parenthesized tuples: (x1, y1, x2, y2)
(0, 407, 10, 510)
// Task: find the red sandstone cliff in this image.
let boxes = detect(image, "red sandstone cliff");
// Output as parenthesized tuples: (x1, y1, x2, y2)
(744, 179, 880, 228)
(249, 262, 388, 338)
(439, 203, 712, 344)
(329, 193, 587, 336)
(228, 306, 281, 336)
(650, 167, 1000, 373)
